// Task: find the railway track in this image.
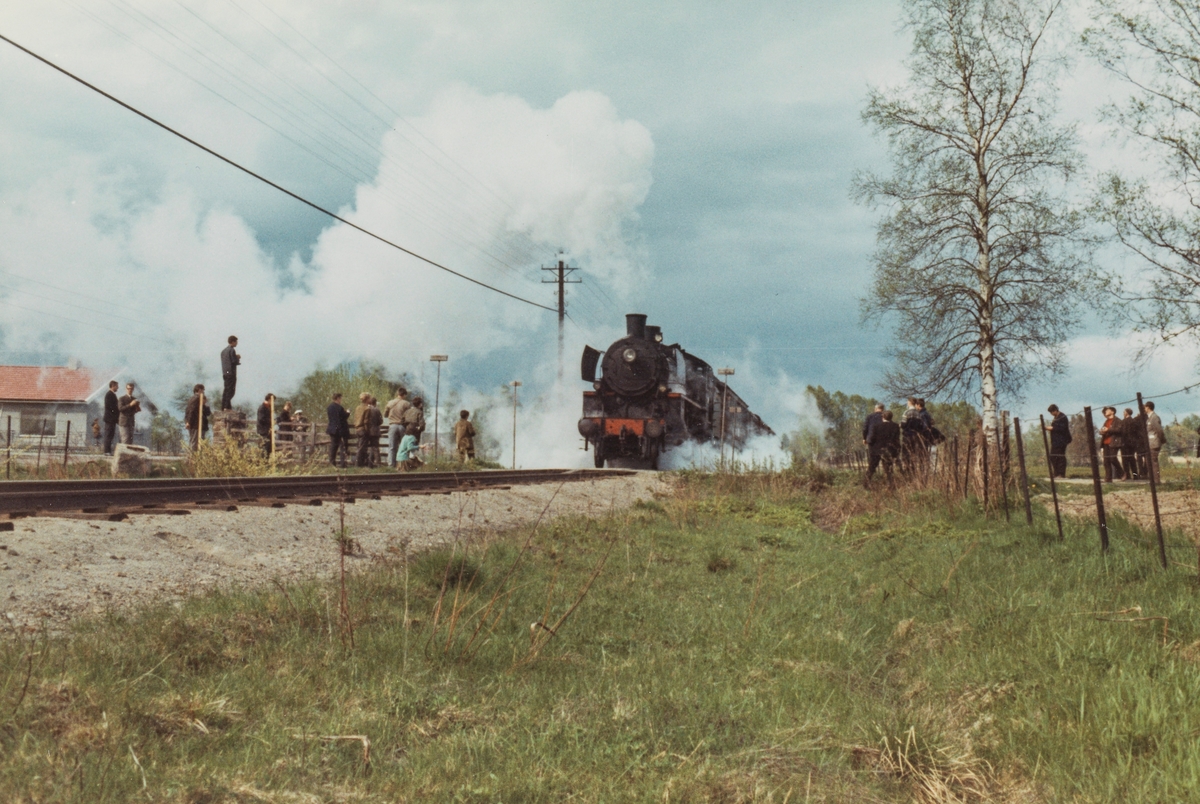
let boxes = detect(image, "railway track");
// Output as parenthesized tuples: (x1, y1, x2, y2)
(0, 468, 636, 523)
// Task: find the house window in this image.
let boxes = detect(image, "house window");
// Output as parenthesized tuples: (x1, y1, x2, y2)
(19, 416, 55, 436)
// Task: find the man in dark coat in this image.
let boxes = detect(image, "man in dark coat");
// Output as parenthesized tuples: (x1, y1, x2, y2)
(866, 409, 902, 486)
(326, 393, 350, 468)
(862, 403, 884, 446)
(102, 380, 120, 455)
(184, 384, 212, 452)
(257, 393, 275, 458)
(220, 335, 240, 410)
(1045, 404, 1071, 478)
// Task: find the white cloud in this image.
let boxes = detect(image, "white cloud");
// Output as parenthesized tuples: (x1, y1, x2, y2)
(0, 87, 654, 443)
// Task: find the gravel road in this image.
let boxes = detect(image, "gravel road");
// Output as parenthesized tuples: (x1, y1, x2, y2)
(1, 473, 666, 632)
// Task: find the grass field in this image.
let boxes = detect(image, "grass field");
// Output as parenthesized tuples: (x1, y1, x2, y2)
(3, 468, 1200, 802)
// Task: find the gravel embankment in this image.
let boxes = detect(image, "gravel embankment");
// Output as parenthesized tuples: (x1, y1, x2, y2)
(1, 473, 667, 632)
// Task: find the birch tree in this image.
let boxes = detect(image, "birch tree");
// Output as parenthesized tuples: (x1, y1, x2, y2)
(855, 0, 1087, 438)
(1086, 1, 1200, 349)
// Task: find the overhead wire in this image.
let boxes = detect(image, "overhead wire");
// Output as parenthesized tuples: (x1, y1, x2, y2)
(240, 0, 549, 251)
(0, 31, 557, 312)
(73, 0, 537, 286)
(0, 297, 165, 341)
(192, 0, 549, 275)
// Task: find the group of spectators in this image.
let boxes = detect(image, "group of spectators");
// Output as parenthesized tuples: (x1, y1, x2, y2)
(101, 335, 483, 470)
(1045, 401, 1167, 483)
(323, 388, 427, 470)
(862, 397, 943, 484)
(99, 380, 142, 454)
(859, 397, 1168, 488)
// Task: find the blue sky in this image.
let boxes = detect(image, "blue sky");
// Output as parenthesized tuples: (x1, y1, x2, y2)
(0, 0, 1195, 451)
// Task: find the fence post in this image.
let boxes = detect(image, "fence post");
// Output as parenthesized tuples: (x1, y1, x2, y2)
(952, 435, 960, 496)
(5, 415, 9, 479)
(1082, 406, 1109, 553)
(1038, 415, 1064, 540)
(997, 414, 1010, 523)
(1137, 392, 1167, 570)
(1013, 417, 1033, 526)
(63, 419, 71, 470)
(36, 419, 46, 477)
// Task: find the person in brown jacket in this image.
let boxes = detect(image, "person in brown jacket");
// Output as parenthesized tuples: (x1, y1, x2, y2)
(365, 396, 384, 468)
(1099, 406, 1125, 482)
(453, 410, 476, 462)
(352, 392, 372, 467)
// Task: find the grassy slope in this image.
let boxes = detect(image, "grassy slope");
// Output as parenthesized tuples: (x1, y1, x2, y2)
(3, 470, 1200, 802)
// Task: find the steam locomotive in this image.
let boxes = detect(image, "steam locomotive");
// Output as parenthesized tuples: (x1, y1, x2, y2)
(578, 313, 774, 468)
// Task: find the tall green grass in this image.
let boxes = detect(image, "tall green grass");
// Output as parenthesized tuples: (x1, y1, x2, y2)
(2, 469, 1199, 801)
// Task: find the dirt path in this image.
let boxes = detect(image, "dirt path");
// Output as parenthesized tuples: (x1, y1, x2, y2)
(1049, 486, 1200, 543)
(1, 474, 667, 632)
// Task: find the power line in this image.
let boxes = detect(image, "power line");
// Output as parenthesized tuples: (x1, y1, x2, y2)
(55, 0, 540, 285)
(0, 31, 557, 313)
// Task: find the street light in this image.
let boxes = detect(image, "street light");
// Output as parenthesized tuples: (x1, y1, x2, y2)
(430, 355, 448, 461)
(510, 380, 522, 470)
(717, 368, 735, 469)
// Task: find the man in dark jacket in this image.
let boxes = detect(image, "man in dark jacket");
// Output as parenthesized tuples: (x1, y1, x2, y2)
(184, 384, 212, 452)
(220, 335, 240, 410)
(102, 380, 120, 454)
(257, 393, 275, 458)
(866, 409, 902, 486)
(1045, 404, 1071, 478)
(862, 403, 884, 446)
(326, 393, 350, 468)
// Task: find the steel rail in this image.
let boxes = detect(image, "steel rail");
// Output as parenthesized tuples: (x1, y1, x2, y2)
(0, 469, 635, 516)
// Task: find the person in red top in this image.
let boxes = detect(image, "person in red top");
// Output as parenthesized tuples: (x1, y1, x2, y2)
(1099, 406, 1125, 483)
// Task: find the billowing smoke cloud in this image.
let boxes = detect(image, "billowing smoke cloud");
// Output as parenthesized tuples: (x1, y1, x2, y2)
(0, 87, 654, 452)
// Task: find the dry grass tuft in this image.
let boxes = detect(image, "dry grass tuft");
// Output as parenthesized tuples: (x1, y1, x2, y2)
(139, 692, 241, 738)
(859, 726, 993, 804)
(407, 703, 485, 740)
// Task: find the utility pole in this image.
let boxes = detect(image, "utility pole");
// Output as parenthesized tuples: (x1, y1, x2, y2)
(717, 368, 734, 469)
(542, 254, 580, 382)
(510, 381, 521, 469)
(430, 355, 448, 461)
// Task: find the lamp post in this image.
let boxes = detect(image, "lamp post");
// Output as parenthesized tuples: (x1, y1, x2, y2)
(510, 380, 521, 470)
(717, 368, 734, 469)
(430, 355, 448, 461)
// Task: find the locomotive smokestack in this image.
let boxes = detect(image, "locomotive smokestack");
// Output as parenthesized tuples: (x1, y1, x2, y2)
(626, 313, 648, 339)
(645, 325, 662, 342)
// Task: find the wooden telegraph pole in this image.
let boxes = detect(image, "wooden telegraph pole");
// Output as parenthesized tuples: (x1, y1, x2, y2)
(717, 368, 734, 469)
(510, 381, 521, 470)
(542, 256, 580, 382)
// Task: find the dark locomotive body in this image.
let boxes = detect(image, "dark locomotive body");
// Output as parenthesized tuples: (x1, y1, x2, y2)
(579, 314, 773, 468)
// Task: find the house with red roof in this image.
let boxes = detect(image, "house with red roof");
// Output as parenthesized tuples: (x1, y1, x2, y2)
(0, 364, 155, 449)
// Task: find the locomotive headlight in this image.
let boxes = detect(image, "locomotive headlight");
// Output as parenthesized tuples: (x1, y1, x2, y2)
(658, 384, 667, 393)
(654, 333, 663, 343)
(622, 348, 637, 363)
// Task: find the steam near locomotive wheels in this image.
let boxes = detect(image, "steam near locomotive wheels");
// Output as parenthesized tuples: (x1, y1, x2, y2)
(579, 314, 773, 469)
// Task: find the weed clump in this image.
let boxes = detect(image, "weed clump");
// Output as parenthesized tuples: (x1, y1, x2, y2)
(415, 549, 484, 589)
(189, 440, 274, 478)
(707, 553, 736, 573)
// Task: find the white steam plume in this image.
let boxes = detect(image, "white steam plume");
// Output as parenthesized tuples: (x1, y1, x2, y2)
(0, 87, 654, 453)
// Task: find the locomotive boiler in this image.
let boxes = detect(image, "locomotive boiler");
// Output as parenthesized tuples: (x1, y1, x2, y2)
(578, 313, 774, 468)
